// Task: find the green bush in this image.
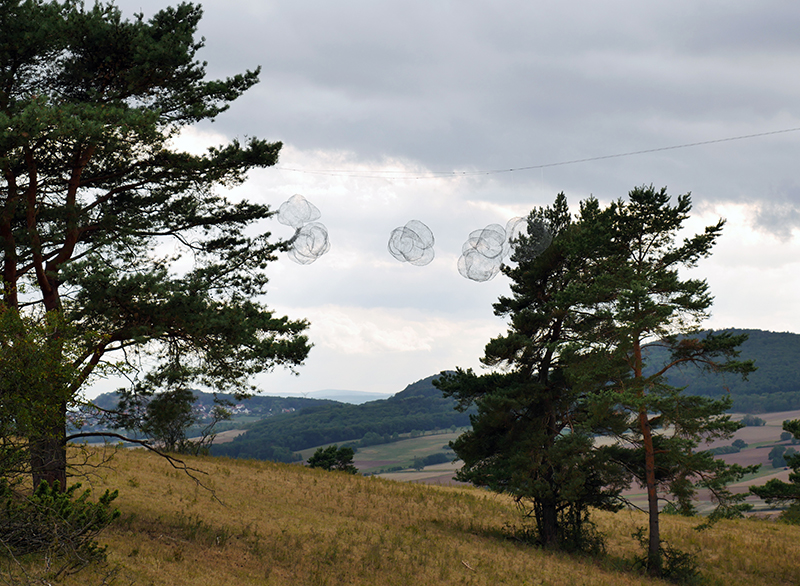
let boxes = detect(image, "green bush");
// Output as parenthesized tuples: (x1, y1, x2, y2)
(422, 453, 450, 466)
(0, 481, 119, 577)
(307, 446, 358, 474)
(708, 445, 740, 455)
(741, 414, 766, 427)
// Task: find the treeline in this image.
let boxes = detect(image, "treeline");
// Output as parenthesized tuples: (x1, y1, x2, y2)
(653, 329, 800, 413)
(211, 375, 470, 462)
(90, 390, 329, 418)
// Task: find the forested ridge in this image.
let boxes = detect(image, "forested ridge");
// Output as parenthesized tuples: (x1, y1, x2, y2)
(210, 375, 470, 462)
(652, 328, 800, 412)
(204, 328, 798, 463)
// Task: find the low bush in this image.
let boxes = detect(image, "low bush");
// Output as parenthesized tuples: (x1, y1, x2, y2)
(0, 480, 119, 578)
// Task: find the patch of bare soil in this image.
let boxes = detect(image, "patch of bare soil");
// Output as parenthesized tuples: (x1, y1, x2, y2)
(717, 447, 775, 468)
(354, 460, 397, 468)
(733, 467, 792, 488)
(210, 429, 247, 444)
(703, 409, 800, 450)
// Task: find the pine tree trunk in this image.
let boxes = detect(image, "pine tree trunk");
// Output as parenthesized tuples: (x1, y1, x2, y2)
(30, 400, 67, 491)
(537, 500, 560, 548)
(634, 335, 661, 576)
(640, 408, 661, 576)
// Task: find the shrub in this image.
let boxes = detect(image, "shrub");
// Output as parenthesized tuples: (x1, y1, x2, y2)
(422, 453, 450, 466)
(768, 446, 798, 468)
(307, 446, 358, 474)
(709, 445, 740, 455)
(0, 480, 119, 578)
(741, 414, 766, 427)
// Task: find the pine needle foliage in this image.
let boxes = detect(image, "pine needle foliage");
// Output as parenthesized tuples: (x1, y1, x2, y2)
(0, 0, 310, 489)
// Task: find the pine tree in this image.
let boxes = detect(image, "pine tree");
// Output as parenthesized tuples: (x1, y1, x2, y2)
(594, 186, 756, 576)
(307, 446, 358, 474)
(436, 194, 628, 550)
(0, 1, 310, 489)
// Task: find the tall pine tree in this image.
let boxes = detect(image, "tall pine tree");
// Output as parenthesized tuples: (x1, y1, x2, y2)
(0, 1, 310, 489)
(593, 186, 755, 576)
(436, 194, 628, 550)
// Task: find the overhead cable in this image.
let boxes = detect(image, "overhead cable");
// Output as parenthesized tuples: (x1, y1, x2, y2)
(277, 126, 800, 180)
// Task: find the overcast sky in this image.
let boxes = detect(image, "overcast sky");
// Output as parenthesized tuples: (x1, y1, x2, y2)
(107, 0, 800, 398)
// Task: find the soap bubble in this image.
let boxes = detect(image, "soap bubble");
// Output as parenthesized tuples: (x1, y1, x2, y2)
(277, 194, 330, 264)
(387, 220, 435, 266)
(458, 217, 552, 281)
(278, 194, 321, 228)
(287, 222, 331, 265)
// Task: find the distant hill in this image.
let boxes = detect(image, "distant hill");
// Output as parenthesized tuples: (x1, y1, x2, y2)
(653, 328, 800, 413)
(86, 329, 798, 462)
(89, 389, 334, 418)
(210, 374, 469, 462)
(303, 390, 393, 404)
(79, 390, 338, 438)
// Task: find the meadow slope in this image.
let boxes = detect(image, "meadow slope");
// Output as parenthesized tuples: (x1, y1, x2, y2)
(46, 448, 800, 586)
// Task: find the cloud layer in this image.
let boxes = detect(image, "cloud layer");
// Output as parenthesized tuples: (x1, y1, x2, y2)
(106, 0, 800, 397)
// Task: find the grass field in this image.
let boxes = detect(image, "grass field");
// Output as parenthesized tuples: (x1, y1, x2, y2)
(13, 446, 800, 586)
(294, 410, 800, 497)
(295, 429, 463, 478)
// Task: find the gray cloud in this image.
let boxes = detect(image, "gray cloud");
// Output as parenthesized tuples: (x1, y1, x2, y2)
(755, 183, 800, 240)
(106, 0, 800, 395)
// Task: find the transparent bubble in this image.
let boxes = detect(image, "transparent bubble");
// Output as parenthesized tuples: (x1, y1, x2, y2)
(287, 222, 331, 265)
(458, 217, 552, 281)
(458, 248, 501, 282)
(503, 217, 526, 258)
(277, 194, 322, 229)
(526, 218, 553, 257)
(463, 224, 506, 259)
(388, 220, 435, 266)
(458, 223, 506, 281)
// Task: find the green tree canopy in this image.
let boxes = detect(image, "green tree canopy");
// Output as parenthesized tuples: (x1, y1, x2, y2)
(585, 186, 756, 576)
(751, 420, 800, 522)
(0, 0, 310, 489)
(438, 187, 756, 571)
(307, 446, 358, 474)
(436, 194, 629, 551)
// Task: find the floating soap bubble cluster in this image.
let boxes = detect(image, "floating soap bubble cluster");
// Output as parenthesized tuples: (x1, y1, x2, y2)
(287, 222, 331, 265)
(387, 220, 435, 266)
(458, 216, 551, 282)
(277, 194, 330, 264)
(277, 193, 321, 228)
(275, 196, 551, 277)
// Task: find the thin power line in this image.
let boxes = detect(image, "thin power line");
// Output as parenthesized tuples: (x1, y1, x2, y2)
(277, 126, 800, 179)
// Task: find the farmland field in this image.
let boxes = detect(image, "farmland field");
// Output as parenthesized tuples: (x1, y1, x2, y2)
(222, 411, 800, 509)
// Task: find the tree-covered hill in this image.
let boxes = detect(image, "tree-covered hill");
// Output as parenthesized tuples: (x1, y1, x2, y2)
(84, 329, 797, 463)
(90, 389, 330, 418)
(77, 391, 337, 440)
(210, 374, 470, 462)
(652, 328, 800, 412)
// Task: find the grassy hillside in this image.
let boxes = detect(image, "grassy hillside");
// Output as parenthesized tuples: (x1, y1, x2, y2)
(31, 447, 800, 586)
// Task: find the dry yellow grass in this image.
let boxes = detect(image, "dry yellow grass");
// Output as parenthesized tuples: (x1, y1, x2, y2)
(30, 447, 800, 586)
